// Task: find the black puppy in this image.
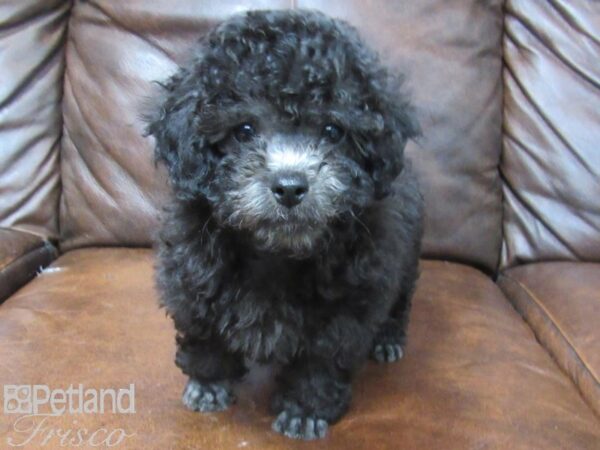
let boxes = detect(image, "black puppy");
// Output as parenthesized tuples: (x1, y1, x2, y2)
(147, 9, 423, 440)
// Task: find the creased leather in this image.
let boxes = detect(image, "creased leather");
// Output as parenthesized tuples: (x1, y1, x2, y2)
(0, 0, 70, 240)
(499, 262, 600, 417)
(501, 0, 600, 269)
(0, 250, 598, 449)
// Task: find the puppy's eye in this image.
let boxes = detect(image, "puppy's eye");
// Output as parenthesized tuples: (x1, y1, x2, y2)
(233, 123, 256, 143)
(322, 124, 345, 144)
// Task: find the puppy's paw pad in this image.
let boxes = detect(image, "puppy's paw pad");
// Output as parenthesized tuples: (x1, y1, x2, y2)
(182, 378, 234, 412)
(371, 343, 404, 363)
(272, 411, 328, 440)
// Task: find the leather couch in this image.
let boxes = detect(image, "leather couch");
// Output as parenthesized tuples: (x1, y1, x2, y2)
(1, 1, 598, 448)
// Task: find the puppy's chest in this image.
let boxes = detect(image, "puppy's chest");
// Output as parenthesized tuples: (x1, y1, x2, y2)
(243, 255, 313, 295)
(218, 255, 340, 363)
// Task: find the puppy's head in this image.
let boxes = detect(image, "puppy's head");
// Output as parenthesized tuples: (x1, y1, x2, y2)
(148, 9, 419, 257)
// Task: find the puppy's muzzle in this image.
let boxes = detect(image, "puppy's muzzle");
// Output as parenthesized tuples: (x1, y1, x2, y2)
(271, 171, 309, 208)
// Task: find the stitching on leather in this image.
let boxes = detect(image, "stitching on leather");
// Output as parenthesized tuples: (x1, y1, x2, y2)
(502, 274, 599, 387)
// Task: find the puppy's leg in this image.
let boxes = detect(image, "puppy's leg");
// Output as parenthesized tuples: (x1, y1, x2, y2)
(176, 335, 247, 412)
(371, 272, 417, 363)
(370, 315, 406, 363)
(271, 317, 372, 440)
(271, 358, 351, 440)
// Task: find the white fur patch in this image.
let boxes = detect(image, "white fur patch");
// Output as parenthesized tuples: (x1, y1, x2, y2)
(266, 146, 321, 173)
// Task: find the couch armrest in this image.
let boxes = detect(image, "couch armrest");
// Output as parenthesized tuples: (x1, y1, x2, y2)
(0, 228, 57, 303)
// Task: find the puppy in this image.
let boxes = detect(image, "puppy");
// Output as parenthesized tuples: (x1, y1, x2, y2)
(147, 9, 423, 440)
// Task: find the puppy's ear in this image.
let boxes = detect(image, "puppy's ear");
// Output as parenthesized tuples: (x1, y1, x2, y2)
(146, 77, 216, 200)
(369, 95, 420, 200)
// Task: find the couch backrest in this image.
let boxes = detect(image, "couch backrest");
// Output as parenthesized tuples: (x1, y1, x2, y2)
(501, 0, 600, 269)
(5, 2, 597, 274)
(0, 0, 69, 241)
(56, 0, 505, 272)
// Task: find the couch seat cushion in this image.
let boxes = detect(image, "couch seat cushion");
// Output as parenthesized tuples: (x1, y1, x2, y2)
(499, 262, 600, 417)
(0, 249, 598, 449)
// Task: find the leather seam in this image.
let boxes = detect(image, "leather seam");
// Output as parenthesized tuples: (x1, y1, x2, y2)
(0, 242, 56, 279)
(0, 241, 43, 273)
(501, 274, 599, 387)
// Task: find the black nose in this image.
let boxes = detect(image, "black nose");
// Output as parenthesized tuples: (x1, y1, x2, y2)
(271, 172, 309, 208)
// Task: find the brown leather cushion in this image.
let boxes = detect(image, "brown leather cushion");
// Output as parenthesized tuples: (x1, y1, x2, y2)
(0, 227, 57, 303)
(499, 262, 600, 417)
(501, 1, 600, 268)
(0, 250, 597, 448)
(0, 0, 68, 240)
(59, 0, 504, 271)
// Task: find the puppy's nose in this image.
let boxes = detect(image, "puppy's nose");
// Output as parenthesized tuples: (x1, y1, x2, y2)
(271, 172, 309, 208)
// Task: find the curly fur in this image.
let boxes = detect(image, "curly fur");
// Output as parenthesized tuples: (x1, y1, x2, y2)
(146, 9, 424, 440)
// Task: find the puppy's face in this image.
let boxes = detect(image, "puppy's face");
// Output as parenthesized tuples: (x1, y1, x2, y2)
(210, 107, 375, 256)
(148, 10, 419, 257)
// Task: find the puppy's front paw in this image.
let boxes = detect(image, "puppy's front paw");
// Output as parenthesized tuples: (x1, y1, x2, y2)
(371, 342, 404, 363)
(182, 378, 234, 412)
(272, 410, 328, 440)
